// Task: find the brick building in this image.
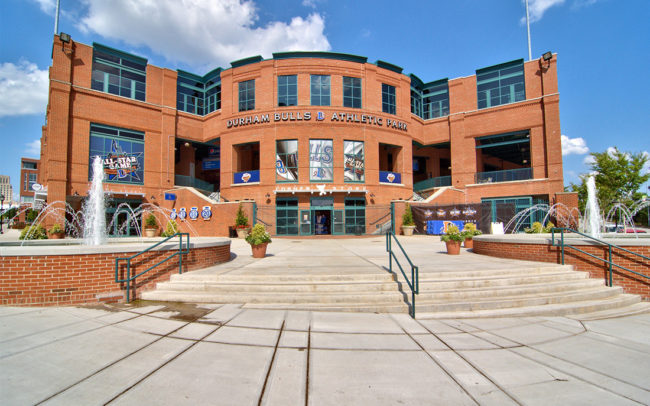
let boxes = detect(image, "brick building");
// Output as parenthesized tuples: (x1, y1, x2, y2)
(40, 34, 566, 236)
(19, 158, 39, 206)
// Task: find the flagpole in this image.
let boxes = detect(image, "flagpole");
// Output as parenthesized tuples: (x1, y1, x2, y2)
(525, 0, 532, 61)
(54, 0, 61, 35)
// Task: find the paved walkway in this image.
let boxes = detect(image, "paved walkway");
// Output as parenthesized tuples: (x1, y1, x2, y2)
(1, 303, 649, 405)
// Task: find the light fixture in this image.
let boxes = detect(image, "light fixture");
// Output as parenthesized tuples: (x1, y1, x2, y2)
(184, 142, 190, 147)
(542, 51, 552, 61)
(265, 193, 270, 198)
(150, 195, 156, 200)
(60, 33, 71, 43)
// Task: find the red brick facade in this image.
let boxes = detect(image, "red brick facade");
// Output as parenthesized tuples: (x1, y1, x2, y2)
(474, 239, 650, 299)
(39, 35, 565, 236)
(0, 244, 230, 306)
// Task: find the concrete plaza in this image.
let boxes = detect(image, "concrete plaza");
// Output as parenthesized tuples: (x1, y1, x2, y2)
(1, 301, 649, 405)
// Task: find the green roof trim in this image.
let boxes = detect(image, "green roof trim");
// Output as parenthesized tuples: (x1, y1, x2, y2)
(272, 51, 368, 64)
(476, 58, 524, 75)
(230, 55, 263, 68)
(375, 60, 403, 74)
(177, 67, 222, 82)
(413, 141, 451, 148)
(409, 74, 424, 88)
(422, 78, 448, 89)
(92, 42, 147, 65)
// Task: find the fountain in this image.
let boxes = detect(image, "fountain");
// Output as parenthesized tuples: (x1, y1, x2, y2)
(583, 175, 603, 238)
(83, 156, 107, 245)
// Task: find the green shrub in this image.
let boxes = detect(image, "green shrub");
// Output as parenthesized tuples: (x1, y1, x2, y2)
(235, 204, 249, 228)
(48, 223, 64, 234)
(25, 209, 39, 224)
(19, 225, 48, 240)
(461, 223, 482, 240)
(402, 204, 415, 226)
(524, 221, 555, 234)
(245, 224, 272, 246)
(440, 224, 464, 242)
(144, 213, 158, 228)
(161, 220, 179, 237)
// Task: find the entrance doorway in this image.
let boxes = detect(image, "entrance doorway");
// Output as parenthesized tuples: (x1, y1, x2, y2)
(313, 209, 331, 235)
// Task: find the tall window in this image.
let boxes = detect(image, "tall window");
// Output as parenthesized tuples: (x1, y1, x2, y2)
(343, 77, 362, 108)
(239, 79, 255, 112)
(176, 70, 221, 116)
(276, 140, 298, 182)
(310, 75, 330, 106)
(345, 198, 366, 234)
(344, 141, 364, 182)
(278, 75, 297, 107)
(24, 173, 37, 191)
(382, 83, 396, 114)
(205, 76, 222, 114)
(309, 139, 333, 182)
(422, 80, 449, 119)
(89, 123, 145, 185)
(411, 88, 422, 117)
(276, 199, 299, 235)
(91, 45, 146, 101)
(477, 60, 525, 109)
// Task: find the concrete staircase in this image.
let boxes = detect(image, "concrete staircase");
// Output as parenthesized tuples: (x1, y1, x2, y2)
(140, 262, 644, 319)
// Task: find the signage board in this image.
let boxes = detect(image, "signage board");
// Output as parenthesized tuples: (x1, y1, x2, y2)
(164, 193, 177, 201)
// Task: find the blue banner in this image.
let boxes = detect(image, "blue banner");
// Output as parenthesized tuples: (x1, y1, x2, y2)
(234, 170, 260, 184)
(426, 220, 464, 235)
(379, 171, 401, 184)
(202, 159, 220, 170)
(164, 193, 176, 201)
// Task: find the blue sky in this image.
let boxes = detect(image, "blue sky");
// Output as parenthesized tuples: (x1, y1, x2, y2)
(1, 0, 649, 202)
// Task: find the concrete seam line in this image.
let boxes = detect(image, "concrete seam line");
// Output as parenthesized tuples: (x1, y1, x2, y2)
(257, 316, 286, 406)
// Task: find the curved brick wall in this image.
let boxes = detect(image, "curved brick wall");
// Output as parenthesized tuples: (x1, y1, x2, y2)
(0, 240, 231, 306)
(473, 236, 650, 299)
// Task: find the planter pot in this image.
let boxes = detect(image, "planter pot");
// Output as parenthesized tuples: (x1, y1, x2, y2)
(236, 228, 250, 239)
(144, 228, 157, 237)
(445, 240, 461, 255)
(251, 242, 268, 258)
(402, 225, 415, 236)
(49, 232, 64, 239)
(463, 238, 474, 249)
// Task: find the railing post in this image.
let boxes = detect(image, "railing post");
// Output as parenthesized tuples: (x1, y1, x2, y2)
(411, 265, 416, 318)
(608, 245, 613, 287)
(178, 233, 183, 274)
(126, 258, 131, 303)
(560, 229, 564, 265)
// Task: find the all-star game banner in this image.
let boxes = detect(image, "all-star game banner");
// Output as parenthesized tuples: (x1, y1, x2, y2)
(88, 123, 145, 185)
(411, 203, 518, 235)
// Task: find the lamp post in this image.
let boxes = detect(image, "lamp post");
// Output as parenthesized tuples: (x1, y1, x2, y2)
(0, 193, 4, 234)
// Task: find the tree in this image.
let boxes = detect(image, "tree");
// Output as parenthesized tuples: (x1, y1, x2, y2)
(568, 148, 650, 214)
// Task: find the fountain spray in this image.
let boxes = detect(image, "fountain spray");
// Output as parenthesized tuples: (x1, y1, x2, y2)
(83, 156, 107, 245)
(584, 175, 602, 239)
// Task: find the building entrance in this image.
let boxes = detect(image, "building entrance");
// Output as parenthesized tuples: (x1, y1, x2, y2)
(313, 210, 331, 235)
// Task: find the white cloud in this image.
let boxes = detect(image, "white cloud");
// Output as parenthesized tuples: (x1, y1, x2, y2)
(0, 61, 49, 118)
(561, 135, 589, 156)
(583, 155, 595, 165)
(77, 0, 331, 72)
(521, 0, 565, 24)
(32, 0, 56, 14)
(25, 139, 41, 158)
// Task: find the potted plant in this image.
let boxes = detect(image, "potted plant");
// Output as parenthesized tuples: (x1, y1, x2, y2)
(48, 223, 65, 239)
(144, 213, 158, 237)
(246, 223, 272, 258)
(461, 223, 482, 249)
(235, 204, 250, 238)
(161, 220, 179, 237)
(440, 224, 463, 255)
(402, 204, 416, 236)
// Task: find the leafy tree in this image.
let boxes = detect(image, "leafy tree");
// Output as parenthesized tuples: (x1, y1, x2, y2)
(567, 148, 649, 214)
(26, 209, 39, 224)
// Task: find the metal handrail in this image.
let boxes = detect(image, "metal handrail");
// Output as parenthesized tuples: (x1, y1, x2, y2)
(115, 233, 190, 302)
(550, 228, 649, 287)
(386, 231, 419, 318)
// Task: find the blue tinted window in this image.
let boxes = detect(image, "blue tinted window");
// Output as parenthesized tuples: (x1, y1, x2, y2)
(278, 75, 297, 107)
(89, 123, 145, 185)
(343, 77, 361, 108)
(239, 79, 255, 112)
(422, 81, 449, 119)
(92, 47, 146, 101)
(382, 83, 396, 114)
(477, 60, 525, 109)
(310, 75, 330, 106)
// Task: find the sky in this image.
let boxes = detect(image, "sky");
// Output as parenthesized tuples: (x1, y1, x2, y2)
(0, 0, 649, 203)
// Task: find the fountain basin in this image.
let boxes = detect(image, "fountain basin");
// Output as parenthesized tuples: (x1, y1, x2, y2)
(473, 234, 650, 299)
(1, 237, 231, 306)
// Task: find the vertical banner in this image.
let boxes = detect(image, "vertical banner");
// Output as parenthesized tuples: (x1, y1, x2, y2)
(276, 140, 298, 181)
(310, 139, 333, 181)
(344, 141, 364, 182)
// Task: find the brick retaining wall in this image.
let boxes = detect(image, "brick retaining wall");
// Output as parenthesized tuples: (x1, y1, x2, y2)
(474, 240, 650, 299)
(0, 245, 230, 306)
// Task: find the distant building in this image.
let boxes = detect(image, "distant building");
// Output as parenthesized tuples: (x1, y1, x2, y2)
(19, 158, 39, 206)
(0, 175, 13, 207)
